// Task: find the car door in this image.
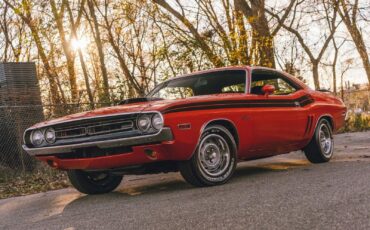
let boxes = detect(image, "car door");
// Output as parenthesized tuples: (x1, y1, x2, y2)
(247, 70, 309, 157)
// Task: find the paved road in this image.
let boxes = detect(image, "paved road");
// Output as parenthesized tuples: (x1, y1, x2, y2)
(1, 132, 370, 230)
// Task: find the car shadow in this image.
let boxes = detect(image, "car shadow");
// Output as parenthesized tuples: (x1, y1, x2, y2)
(60, 158, 310, 215)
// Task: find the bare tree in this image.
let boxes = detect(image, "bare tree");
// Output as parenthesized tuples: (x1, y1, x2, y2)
(0, 3, 27, 62)
(153, 0, 225, 67)
(50, 0, 79, 102)
(1, 0, 367, 109)
(334, 0, 370, 84)
(4, 0, 64, 105)
(234, 0, 296, 68)
(86, 0, 110, 103)
(65, 0, 95, 107)
(99, 1, 146, 96)
(268, 0, 340, 89)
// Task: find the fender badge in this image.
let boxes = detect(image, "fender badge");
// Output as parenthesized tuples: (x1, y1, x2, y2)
(178, 123, 191, 130)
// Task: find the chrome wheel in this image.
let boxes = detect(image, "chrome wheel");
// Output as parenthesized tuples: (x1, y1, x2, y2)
(319, 123, 333, 157)
(197, 134, 231, 177)
(179, 125, 237, 186)
(304, 119, 334, 164)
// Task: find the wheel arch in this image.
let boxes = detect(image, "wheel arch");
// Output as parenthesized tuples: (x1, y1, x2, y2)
(201, 119, 239, 149)
(317, 114, 334, 131)
(309, 114, 335, 140)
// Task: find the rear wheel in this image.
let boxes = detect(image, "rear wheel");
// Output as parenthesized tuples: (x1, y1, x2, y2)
(304, 119, 334, 163)
(179, 125, 237, 187)
(67, 170, 123, 195)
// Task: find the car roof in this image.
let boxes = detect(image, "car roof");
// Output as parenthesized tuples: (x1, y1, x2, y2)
(158, 65, 308, 89)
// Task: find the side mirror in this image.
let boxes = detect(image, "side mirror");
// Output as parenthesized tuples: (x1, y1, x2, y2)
(262, 84, 275, 96)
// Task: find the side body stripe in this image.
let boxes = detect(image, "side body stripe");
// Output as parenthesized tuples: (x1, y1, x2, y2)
(162, 95, 314, 114)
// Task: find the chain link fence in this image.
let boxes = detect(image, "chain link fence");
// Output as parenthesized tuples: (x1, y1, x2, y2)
(0, 103, 110, 174)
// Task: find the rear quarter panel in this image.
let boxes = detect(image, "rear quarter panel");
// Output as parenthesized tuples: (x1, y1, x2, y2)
(308, 90, 346, 134)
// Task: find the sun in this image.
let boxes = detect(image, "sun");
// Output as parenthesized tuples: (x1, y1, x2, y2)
(71, 36, 88, 50)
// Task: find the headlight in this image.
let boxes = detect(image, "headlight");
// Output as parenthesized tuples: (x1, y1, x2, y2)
(152, 114, 163, 130)
(45, 128, 56, 143)
(30, 130, 44, 146)
(137, 115, 151, 132)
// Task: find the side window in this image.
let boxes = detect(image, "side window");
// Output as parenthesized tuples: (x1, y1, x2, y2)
(274, 78, 297, 95)
(221, 83, 245, 93)
(251, 72, 299, 95)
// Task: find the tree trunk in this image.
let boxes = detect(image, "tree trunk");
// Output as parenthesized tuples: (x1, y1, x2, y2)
(153, 0, 224, 67)
(235, 9, 250, 65)
(252, 28, 275, 68)
(312, 62, 320, 90)
(50, 0, 78, 102)
(31, 28, 63, 105)
(102, 13, 145, 96)
(4, 0, 63, 105)
(336, 0, 370, 84)
(332, 62, 337, 95)
(87, 0, 110, 103)
(66, 0, 95, 108)
(234, 0, 275, 68)
(349, 26, 370, 84)
(332, 40, 339, 95)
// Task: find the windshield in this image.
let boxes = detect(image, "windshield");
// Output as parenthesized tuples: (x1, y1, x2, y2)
(147, 70, 246, 99)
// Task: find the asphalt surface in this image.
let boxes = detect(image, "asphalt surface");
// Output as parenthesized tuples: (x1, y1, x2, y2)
(1, 131, 370, 230)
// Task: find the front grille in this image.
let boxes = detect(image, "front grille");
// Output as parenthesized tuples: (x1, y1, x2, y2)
(53, 114, 138, 141)
(56, 127, 87, 139)
(55, 119, 134, 139)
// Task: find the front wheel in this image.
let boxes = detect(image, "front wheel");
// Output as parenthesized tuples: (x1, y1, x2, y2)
(179, 125, 237, 187)
(67, 170, 123, 195)
(304, 119, 334, 163)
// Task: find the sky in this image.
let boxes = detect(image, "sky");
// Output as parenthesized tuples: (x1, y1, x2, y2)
(267, 0, 370, 89)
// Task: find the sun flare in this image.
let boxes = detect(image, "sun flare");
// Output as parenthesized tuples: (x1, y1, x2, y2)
(71, 37, 88, 50)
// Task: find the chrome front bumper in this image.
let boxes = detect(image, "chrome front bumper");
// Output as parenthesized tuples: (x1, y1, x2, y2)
(22, 128, 173, 156)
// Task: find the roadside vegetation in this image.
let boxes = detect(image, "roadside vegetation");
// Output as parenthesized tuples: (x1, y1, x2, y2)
(340, 113, 370, 132)
(0, 166, 69, 199)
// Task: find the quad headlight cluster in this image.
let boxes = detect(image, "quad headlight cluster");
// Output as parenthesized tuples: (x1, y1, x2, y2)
(29, 128, 56, 147)
(28, 112, 164, 147)
(137, 113, 164, 133)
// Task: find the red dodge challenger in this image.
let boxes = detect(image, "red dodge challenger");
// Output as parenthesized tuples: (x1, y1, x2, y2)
(23, 66, 347, 194)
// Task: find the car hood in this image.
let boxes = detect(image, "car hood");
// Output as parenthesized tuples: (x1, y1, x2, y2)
(30, 94, 245, 129)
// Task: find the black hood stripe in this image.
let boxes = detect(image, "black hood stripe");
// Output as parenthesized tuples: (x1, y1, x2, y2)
(162, 95, 314, 114)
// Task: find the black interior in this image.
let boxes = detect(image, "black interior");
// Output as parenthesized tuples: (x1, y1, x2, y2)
(148, 70, 246, 97)
(250, 70, 302, 95)
(250, 85, 264, 95)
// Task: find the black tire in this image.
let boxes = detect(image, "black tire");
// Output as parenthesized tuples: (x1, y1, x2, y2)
(67, 170, 123, 195)
(179, 125, 237, 187)
(303, 118, 334, 163)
